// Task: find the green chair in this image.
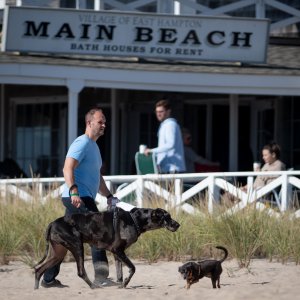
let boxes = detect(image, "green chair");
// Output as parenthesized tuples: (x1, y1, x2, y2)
(135, 152, 158, 175)
(116, 153, 157, 203)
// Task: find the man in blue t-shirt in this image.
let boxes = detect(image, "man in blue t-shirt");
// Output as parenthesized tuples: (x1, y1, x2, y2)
(42, 107, 119, 288)
(145, 99, 186, 173)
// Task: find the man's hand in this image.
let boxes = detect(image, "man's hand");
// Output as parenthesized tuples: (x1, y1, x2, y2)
(71, 194, 82, 208)
(144, 148, 151, 156)
(107, 196, 120, 211)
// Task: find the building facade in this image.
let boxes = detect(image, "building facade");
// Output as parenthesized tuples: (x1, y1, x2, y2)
(0, 0, 300, 177)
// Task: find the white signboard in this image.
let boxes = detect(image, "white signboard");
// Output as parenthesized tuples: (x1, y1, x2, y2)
(2, 6, 270, 63)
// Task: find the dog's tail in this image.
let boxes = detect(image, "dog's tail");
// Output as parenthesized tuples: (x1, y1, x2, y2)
(45, 221, 53, 242)
(33, 222, 53, 269)
(216, 246, 228, 263)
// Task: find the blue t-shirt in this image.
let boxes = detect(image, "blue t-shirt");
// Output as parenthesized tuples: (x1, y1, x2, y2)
(62, 134, 102, 199)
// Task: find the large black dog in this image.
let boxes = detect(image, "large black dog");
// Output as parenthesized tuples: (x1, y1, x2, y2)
(178, 246, 228, 289)
(34, 207, 180, 289)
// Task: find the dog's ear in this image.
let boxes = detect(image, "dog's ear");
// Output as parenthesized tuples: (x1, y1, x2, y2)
(151, 208, 166, 222)
(179, 262, 191, 273)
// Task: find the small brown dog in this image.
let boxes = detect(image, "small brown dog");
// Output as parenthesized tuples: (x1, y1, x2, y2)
(178, 246, 228, 289)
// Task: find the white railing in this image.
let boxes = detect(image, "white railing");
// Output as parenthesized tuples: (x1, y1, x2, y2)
(1, 170, 300, 217)
(95, 0, 300, 34)
(10, 1, 300, 34)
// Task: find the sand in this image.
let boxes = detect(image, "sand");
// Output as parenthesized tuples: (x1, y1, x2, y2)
(1, 257, 300, 300)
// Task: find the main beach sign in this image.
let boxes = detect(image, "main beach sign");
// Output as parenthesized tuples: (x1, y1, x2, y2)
(2, 6, 270, 63)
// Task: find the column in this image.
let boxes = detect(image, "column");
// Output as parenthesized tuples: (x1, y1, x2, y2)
(229, 94, 239, 171)
(206, 103, 213, 160)
(94, 0, 104, 10)
(157, 0, 174, 13)
(67, 79, 84, 146)
(75, 0, 87, 9)
(178, 0, 196, 15)
(255, 0, 266, 18)
(110, 89, 119, 174)
(250, 101, 258, 160)
(0, 85, 4, 160)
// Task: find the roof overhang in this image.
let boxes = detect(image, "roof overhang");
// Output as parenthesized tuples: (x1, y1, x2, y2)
(0, 44, 300, 96)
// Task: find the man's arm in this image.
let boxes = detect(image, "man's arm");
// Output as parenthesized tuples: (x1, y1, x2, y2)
(63, 157, 81, 208)
(99, 174, 119, 210)
(99, 174, 112, 197)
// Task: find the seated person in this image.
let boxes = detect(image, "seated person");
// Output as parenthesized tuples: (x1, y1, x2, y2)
(242, 142, 286, 191)
(182, 128, 220, 173)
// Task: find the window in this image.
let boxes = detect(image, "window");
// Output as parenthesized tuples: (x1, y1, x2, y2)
(12, 99, 67, 177)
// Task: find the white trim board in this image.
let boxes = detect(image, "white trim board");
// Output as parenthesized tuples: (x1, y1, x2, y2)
(0, 62, 300, 96)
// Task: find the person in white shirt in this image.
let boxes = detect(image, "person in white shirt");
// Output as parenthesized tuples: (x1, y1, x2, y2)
(144, 99, 186, 173)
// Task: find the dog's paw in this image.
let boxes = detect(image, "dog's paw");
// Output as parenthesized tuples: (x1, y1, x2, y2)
(91, 284, 101, 289)
(118, 284, 126, 289)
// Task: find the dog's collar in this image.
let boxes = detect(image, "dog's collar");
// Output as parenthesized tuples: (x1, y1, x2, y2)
(198, 264, 202, 276)
(129, 211, 141, 236)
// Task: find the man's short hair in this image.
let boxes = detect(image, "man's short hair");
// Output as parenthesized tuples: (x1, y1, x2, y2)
(155, 99, 171, 110)
(85, 107, 102, 124)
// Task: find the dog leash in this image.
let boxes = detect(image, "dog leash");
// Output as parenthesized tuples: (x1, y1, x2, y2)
(129, 211, 141, 236)
(113, 207, 119, 234)
(112, 207, 141, 236)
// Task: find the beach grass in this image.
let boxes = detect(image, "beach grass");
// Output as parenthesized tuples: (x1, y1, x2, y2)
(1, 189, 300, 268)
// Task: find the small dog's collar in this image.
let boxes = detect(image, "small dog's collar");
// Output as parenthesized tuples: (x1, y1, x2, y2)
(198, 264, 202, 276)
